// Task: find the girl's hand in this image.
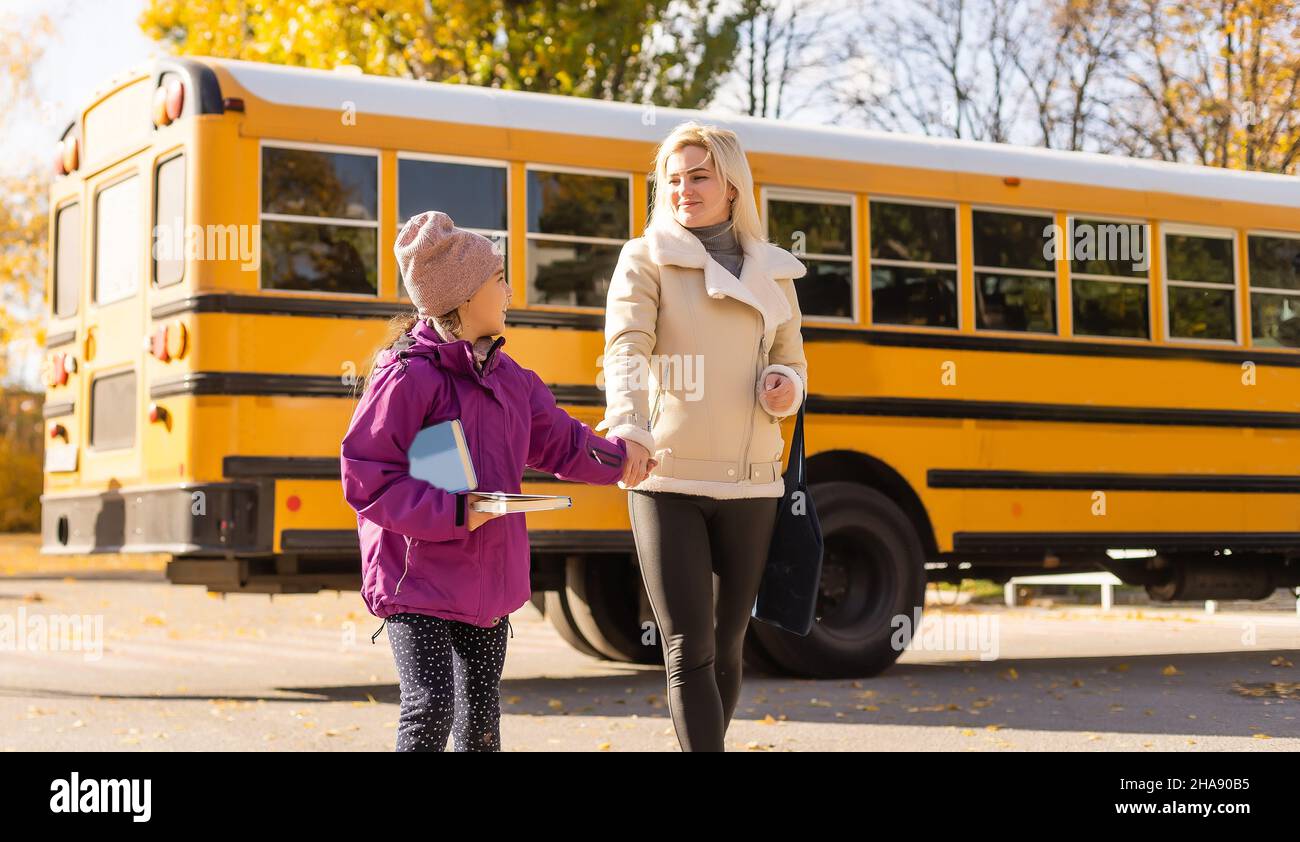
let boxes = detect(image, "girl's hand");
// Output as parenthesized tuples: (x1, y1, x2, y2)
(620, 439, 658, 487)
(466, 494, 505, 531)
(761, 373, 795, 414)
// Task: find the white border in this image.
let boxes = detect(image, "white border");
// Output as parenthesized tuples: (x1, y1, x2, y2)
(969, 204, 1059, 336)
(91, 171, 142, 307)
(761, 185, 858, 324)
(1160, 222, 1240, 346)
(523, 163, 633, 310)
(394, 152, 511, 299)
(866, 195, 962, 331)
(1243, 229, 1300, 349)
(257, 138, 382, 298)
(1064, 214, 1154, 343)
(52, 199, 81, 318)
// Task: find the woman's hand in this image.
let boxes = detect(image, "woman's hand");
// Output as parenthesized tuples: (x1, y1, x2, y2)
(466, 494, 506, 531)
(620, 439, 659, 487)
(761, 373, 795, 414)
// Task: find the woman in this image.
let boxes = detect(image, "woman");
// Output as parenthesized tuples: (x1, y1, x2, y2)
(597, 121, 809, 751)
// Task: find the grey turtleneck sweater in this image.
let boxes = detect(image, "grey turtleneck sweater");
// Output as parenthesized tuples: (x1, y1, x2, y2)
(686, 218, 744, 279)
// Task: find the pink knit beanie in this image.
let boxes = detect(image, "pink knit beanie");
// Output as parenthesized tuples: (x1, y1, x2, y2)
(394, 211, 504, 318)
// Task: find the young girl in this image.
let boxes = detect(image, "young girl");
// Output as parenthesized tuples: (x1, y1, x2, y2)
(340, 211, 636, 752)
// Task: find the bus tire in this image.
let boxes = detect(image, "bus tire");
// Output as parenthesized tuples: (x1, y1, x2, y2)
(751, 481, 927, 679)
(742, 626, 784, 676)
(544, 587, 606, 660)
(564, 554, 661, 665)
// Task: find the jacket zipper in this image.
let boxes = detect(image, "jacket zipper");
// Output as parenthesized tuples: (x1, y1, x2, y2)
(394, 539, 412, 595)
(475, 395, 487, 626)
(739, 321, 763, 479)
(649, 386, 663, 430)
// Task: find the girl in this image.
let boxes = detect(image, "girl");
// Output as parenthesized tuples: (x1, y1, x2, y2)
(341, 211, 634, 752)
(599, 122, 810, 751)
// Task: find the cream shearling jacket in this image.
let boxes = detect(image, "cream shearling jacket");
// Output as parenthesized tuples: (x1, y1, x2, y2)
(596, 219, 809, 498)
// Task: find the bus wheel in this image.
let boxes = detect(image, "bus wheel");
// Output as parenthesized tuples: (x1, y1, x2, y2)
(544, 587, 605, 660)
(742, 627, 784, 676)
(751, 481, 927, 679)
(564, 554, 661, 665)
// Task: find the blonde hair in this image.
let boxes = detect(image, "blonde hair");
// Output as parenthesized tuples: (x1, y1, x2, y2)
(647, 121, 766, 245)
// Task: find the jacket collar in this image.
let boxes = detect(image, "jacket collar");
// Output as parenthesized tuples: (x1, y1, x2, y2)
(645, 219, 806, 340)
(397, 319, 507, 380)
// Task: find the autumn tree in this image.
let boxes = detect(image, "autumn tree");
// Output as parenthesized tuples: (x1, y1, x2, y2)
(829, 0, 1299, 174)
(0, 12, 52, 531)
(139, 0, 745, 107)
(0, 12, 51, 379)
(1109, 0, 1300, 172)
(725, 0, 835, 119)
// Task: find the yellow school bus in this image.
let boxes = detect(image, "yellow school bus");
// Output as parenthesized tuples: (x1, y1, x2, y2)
(42, 57, 1300, 678)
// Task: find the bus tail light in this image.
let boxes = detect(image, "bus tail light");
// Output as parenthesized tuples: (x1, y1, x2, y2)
(166, 321, 188, 360)
(148, 403, 168, 424)
(165, 78, 184, 121)
(153, 78, 184, 127)
(51, 353, 69, 387)
(55, 137, 78, 175)
(49, 423, 67, 441)
(62, 137, 78, 173)
(150, 326, 170, 362)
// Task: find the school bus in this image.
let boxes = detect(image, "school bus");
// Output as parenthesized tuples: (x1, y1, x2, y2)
(41, 56, 1300, 678)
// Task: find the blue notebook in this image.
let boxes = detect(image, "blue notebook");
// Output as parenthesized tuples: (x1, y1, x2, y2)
(408, 419, 477, 493)
(407, 419, 574, 513)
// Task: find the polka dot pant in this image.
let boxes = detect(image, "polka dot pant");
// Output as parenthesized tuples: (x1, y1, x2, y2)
(384, 612, 511, 752)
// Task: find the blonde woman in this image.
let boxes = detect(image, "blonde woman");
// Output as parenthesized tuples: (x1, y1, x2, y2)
(596, 121, 809, 751)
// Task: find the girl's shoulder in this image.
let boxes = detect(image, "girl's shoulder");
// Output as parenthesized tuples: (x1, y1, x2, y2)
(362, 347, 452, 403)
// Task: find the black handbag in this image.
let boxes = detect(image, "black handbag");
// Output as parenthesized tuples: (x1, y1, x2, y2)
(752, 402, 824, 636)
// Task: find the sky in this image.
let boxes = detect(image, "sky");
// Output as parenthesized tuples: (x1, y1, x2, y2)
(2, 0, 159, 175)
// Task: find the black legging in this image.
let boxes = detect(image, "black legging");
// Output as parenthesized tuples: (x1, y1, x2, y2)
(384, 612, 511, 752)
(627, 489, 779, 751)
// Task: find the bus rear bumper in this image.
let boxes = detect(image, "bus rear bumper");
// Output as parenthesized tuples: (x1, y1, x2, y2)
(40, 482, 269, 556)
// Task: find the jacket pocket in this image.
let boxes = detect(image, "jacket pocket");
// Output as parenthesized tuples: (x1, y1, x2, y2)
(402, 536, 483, 620)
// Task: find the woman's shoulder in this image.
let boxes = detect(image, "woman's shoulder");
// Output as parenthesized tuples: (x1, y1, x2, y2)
(752, 238, 808, 281)
(620, 235, 651, 257)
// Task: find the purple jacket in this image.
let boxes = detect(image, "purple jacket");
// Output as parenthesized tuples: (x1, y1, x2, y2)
(340, 319, 628, 628)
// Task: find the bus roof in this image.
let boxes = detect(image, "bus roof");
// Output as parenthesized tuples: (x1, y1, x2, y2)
(203, 56, 1299, 210)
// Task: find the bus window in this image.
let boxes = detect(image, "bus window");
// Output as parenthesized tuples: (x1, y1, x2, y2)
(972, 209, 1056, 333)
(396, 157, 507, 297)
(54, 202, 81, 318)
(94, 176, 141, 306)
(869, 200, 958, 328)
(1247, 234, 1300, 348)
(1068, 217, 1150, 339)
(525, 168, 629, 308)
(766, 191, 855, 320)
(90, 370, 136, 450)
(154, 153, 186, 287)
(1164, 230, 1236, 342)
(260, 144, 378, 295)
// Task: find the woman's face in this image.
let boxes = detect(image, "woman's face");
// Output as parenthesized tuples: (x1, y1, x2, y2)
(458, 268, 510, 337)
(666, 144, 736, 228)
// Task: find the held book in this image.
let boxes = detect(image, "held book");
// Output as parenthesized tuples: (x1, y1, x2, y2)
(407, 419, 573, 514)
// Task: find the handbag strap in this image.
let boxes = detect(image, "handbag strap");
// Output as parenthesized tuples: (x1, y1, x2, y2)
(789, 402, 807, 486)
